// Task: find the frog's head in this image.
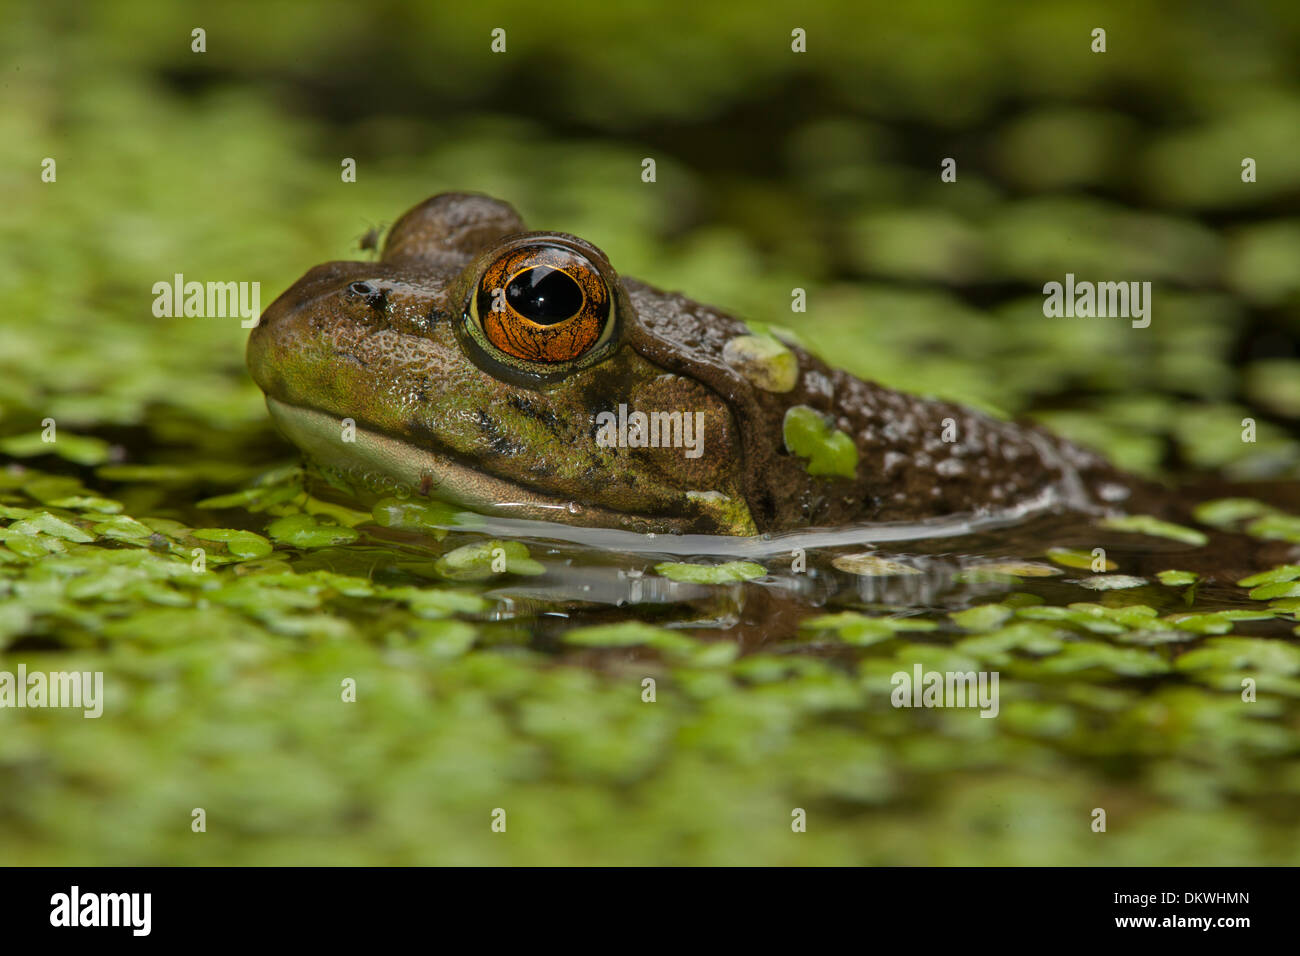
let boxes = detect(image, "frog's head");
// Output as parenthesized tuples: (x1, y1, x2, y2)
(247, 193, 758, 535)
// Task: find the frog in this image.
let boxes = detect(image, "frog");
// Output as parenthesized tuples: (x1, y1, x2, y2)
(246, 192, 1143, 537)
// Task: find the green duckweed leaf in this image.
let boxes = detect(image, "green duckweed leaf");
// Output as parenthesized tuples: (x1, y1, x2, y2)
(377, 586, 487, 619)
(1175, 637, 1300, 675)
(1047, 547, 1116, 571)
(371, 497, 460, 538)
(1077, 574, 1149, 590)
(434, 540, 544, 581)
(1040, 642, 1170, 677)
(782, 405, 858, 479)
(801, 612, 937, 646)
(1101, 515, 1208, 546)
(0, 431, 115, 466)
(1246, 514, 1300, 544)
(5, 512, 95, 542)
(1192, 497, 1276, 528)
(654, 560, 766, 584)
(1237, 565, 1300, 588)
(950, 604, 1015, 631)
(967, 561, 1061, 578)
(562, 621, 689, 650)
(830, 553, 921, 576)
(1247, 581, 1300, 601)
(266, 514, 361, 549)
(190, 528, 274, 559)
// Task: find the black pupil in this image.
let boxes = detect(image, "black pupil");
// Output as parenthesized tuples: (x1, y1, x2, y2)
(505, 266, 583, 324)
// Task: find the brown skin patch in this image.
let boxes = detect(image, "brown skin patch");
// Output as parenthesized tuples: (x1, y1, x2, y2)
(620, 278, 1165, 530)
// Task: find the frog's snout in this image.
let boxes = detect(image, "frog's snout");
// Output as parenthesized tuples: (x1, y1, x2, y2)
(245, 262, 365, 402)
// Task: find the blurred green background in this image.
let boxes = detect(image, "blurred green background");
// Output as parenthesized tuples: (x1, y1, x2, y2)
(2, 0, 1300, 864)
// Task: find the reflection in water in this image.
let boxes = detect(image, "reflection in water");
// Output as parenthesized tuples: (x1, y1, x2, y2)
(375, 491, 1300, 649)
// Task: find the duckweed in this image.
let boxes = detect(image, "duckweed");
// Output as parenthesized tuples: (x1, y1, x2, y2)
(3, 0, 1300, 867)
(655, 560, 767, 584)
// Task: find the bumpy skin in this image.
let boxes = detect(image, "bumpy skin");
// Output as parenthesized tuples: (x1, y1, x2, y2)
(247, 193, 1139, 536)
(627, 284, 1137, 529)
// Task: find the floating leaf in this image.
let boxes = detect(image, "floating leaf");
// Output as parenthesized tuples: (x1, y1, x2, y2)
(96, 463, 196, 483)
(434, 540, 544, 581)
(90, 514, 155, 543)
(371, 497, 460, 537)
(191, 528, 274, 559)
(1246, 514, 1300, 544)
(266, 514, 360, 548)
(967, 560, 1061, 578)
(655, 560, 766, 584)
(831, 553, 920, 576)
(378, 586, 487, 619)
(955, 622, 1065, 661)
(403, 619, 479, 658)
(1077, 574, 1148, 590)
(800, 612, 936, 646)
(950, 604, 1014, 631)
(1040, 642, 1170, 677)
(1017, 605, 1125, 634)
(5, 512, 94, 542)
(1164, 609, 1275, 634)
(1047, 547, 1116, 571)
(1069, 603, 1160, 629)
(1101, 515, 1207, 546)
(1247, 581, 1300, 601)
(1116, 629, 1190, 646)
(1237, 565, 1300, 588)
(0, 431, 114, 465)
(1192, 497, 1276, 528)
(1175, 637, 1300, 675)
(562, 621, 691, 650)
(197, 484, 301, 512)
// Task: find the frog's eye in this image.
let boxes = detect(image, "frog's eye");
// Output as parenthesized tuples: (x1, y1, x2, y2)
(469, 242, 614, 365)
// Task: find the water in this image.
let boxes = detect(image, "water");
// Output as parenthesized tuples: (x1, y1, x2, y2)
(348, 487, 1300, 650)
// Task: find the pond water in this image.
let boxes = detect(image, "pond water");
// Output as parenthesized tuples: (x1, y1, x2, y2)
(318, 482, 1300, 648)
(8, 452, 1299, 865)
(4, 0, 1300, 866)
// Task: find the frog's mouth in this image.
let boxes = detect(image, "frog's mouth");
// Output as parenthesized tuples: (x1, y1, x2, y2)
(265, 397, 710, 533)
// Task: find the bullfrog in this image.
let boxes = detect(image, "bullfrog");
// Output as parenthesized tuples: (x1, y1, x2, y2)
(247, 192, 1142, 536)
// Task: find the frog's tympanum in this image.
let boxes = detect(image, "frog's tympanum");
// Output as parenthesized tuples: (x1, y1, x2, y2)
(247, 193, 1139, 536)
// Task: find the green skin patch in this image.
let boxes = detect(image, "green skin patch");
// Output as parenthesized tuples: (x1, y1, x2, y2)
(782, 405, 859, 479)
(721, 334, 799, 393)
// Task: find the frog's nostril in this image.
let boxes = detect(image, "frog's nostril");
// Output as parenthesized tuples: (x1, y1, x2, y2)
(347, 280, 388, 313)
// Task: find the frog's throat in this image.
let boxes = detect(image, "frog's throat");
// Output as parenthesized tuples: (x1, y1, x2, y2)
(264, 398, 755, 535)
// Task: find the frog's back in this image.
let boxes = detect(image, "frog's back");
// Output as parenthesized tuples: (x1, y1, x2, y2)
(623, 277, 1140, 531)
